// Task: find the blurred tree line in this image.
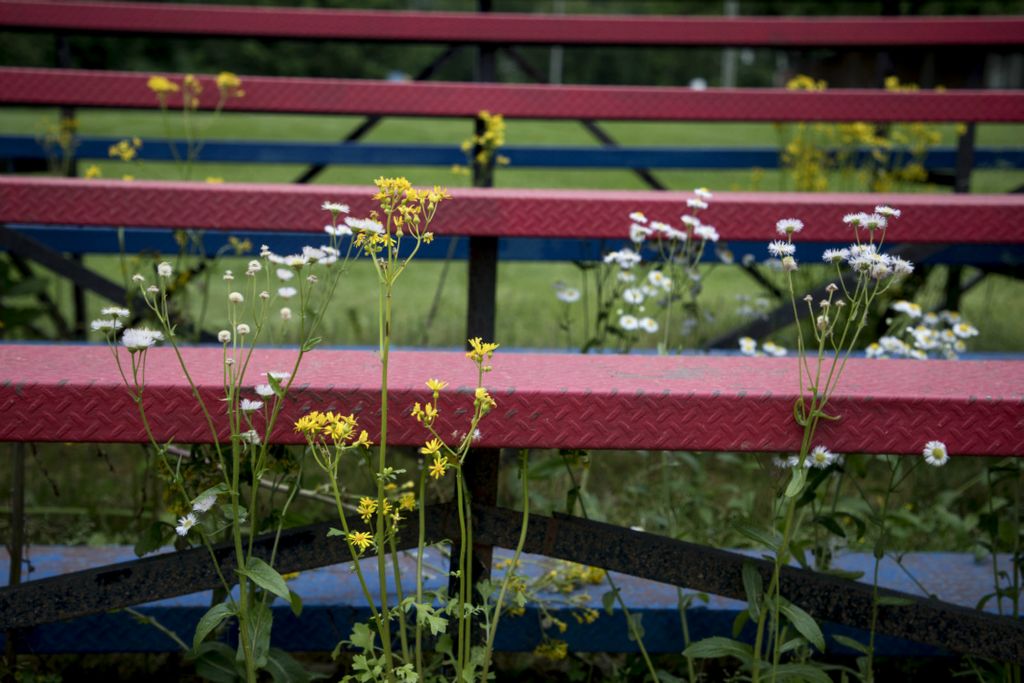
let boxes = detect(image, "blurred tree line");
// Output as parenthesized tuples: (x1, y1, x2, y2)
(1, 0, 1022, 88)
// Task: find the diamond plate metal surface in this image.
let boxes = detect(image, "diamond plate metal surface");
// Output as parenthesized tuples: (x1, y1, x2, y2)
(2, 1, 1021, 47)
(1, 344, 1021, 456)
(2, 67, 1023, 122)
(3, 177, 1024, 244)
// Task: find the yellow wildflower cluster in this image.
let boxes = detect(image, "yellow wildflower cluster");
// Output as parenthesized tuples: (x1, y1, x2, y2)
(533, 639, 568, 661)
(398, 491, 416, 511)
(410, 401, 438, 428)
(84, 164, 102, 180)
(466, 337, 499, 364)
(474, 387, 496, 415)
(147, 71, 244, 106)
(108, 137, 142, 162)
(573, 607, 600, 625)
(779, 74, 942, 193)
(293, 410, 370, 446)
(357, 496, 377, 523)
(453, 110, 510, 176)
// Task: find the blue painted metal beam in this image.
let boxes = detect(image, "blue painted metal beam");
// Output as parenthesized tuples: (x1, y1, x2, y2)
(0, 546, 1008, 655)
(3, 135, 1022, 170)
(5, 224, 1022, 266)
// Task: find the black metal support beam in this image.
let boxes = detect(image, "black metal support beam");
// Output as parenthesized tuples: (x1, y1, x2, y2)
(292, 44, 463, 184)
(3, 504, 1021, 662)
(3, 444, 25, 678)
(469, 506, 1024, 663)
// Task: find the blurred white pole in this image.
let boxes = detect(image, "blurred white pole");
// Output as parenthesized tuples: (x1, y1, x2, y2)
(721, 0, 739, 87)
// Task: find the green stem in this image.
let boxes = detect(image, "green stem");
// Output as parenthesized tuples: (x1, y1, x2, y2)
(481, 452, 530, 682)
(375, 286, 396, 680)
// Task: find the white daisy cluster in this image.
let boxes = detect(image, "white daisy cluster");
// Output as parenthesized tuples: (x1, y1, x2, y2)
(91, 307, 131, 337)
(176, 489, 224, 537)
(264, 244, 340, 269)
(867, 307, 978, 360)
(773, 445, 842, 470)
(738, 336, 788, 357)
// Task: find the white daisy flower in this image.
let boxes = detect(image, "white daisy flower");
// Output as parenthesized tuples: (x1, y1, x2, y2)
(325, 224, 353, 237)
(236, 323, 250, 335)
(629, 211, 647, 224)
(278, 287, 297, 299)
(321, 201, 350, 214)
(254, 384, 276, 398)
(240, 398, 263, 412)
(890, 301, 922, 318)
(680, 215, 701, 228)
(639, 317, 659, 333)
(617, 271, 636, 283)
(693, 187, 713, 201)
(280, 307, 292, 321)
(761, 341, 787, 357)
(874, 205, 901, 218)
(619, 314, 639, 331)
(131, 273, 145, 284)
(809, 445, 837, 469)
(228, 292, 243, 304)
(776, 218, 804, 235)
(276, 268, 295, 281)
(247, 260, 261, 274)
(923, 440, 949, 466)
(175, 513, 197, 537)
(218, 330, 231, 344)
(781, 256, 798, 272)
(91, 319, 123, 332)
(686, 198, 708, 210)
(121, 328, 164, 351)
(623, 288, 644, 304)
(953, 323, 979, 338)
(630, 223, 652, 244)
(768, 240, 795, 257)
(101, 306, 130, 318)
(157, 261, 173, 278)
(556, 287, 581, 304)
(223, 270, 234, 282)
(822, 248, 849, 264)
(265, 371, 291, 381)
(694, 225, 719, 242)
(344, 216, 384, 233)
(739, 337, 758, 356)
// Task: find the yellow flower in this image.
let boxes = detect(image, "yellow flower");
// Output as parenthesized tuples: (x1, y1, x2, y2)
(420, 438, 443, 456)
(216, 71, 242, 91)
(122, 175, 134, 182)
(475, 387, 496, 412)
(294, 411, 327, 437)
(426, 378, 447, 394)
(466, 337, 499, 362)
(205, 176, 224, 184)
(147, 75, 179, 95)
(411, 402, 438, 427)
(399, 492, 416, 511)
(534, 640, 568, 661)
(348, 531, 374, 552)
(429, 455, 447, 480)
(83, 165, 102, 179)
(354, 430, 373, 448)
(357, 496, 377, 523)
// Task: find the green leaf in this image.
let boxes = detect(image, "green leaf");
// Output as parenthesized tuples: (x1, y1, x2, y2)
(877, 596, 915, 607)
(267, 373, 286, 399)
(779, 601, 825, 652)
(784, 466, 808, 499)
(734, 523, 782, 551)
(772, 663, 833, 683)
(683, 637, 753, 663)
(602, 588, 620, 615)
(731, 610, 750, 640)
(190, 641, 241, 683)
(243, 601, 272, 669)
(134, 521, 171, 557)
(350, 622, 376, 653)
(833, 634, 871, 654)
(289, 590, 303, 617)
(301, 336, 322, 352)
(266, 647, 316, 683)
(741, 561, 763, 619)
(625, 612, 645, 642)
(192, 602, 236, 650)
(813, 515, 846, 539)
(237, 556, 291, 602)
(327, 527, 345, 537)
